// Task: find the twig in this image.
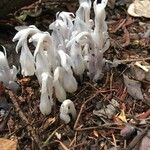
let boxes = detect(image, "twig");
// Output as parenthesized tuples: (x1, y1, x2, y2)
(70, 142, 87, 149)
(112, 19, 126, 33)
(117, 57, 150, 63)
(43, 124, 64, 146)
(69, 131, 77, 147)
(7, 90, 42, 150)
(85, 82, 117, 93)
(73, 91, 100, 130)
(75, 123, 122, 131)
(109, 71, 114, 91)
(55, 140, 70, 150)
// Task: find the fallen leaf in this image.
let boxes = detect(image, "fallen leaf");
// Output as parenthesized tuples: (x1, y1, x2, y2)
(130, 65, 146, 81)
(93, 99, 119, 119)
(0, 138, 17, 150)
(117, 109, 127, 123)
(128, 0, 150, 18)
(123, 75, 144, 100)
(139, 130, 150, 150)
(120, 125, 137, 139)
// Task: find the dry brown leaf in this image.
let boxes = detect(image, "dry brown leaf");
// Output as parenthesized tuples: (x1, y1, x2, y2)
(128, 0, 150, 18)
(93, 99, 119, 119)
(131, 65, 146, 81)
(139, 130, 150, 150)
(0, 138, 17, 150)
(123, 75, 144, 100)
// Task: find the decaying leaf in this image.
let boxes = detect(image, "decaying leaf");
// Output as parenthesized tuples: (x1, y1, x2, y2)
(130, 65, 146, 81)
(0, 138, 17, 150)
(123, 75, 144, 100)
(145, 71, 150, 81)
(139, 130, 150, 150)
(120, 125, 137, 139)
(132, 61, 150, 81)
(93, 99, 119, 119)
(128, 0, 150, 18)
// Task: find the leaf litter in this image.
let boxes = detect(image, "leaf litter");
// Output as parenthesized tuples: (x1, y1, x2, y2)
(0, 0, 150, 149)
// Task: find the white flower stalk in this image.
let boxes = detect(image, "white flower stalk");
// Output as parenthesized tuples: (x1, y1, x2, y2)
(57, 49, 73, 74)
(56, 11, 74, 38)
(13, 25, 40, 76)
(40, 72, 53, 115)
(13, 25, 40, 53)
(60, 99, 77, 124)
(53, 67, 66, 102)
(19, 44, 35, 76)
(0, 46, 19, 91)
(62, 70, 77, 93)
(93, 0, 109, 51)
(67, 32, 93, 76)
(49, 20, 68, 51)
(30, 32, 57, 72)
(76, 0, 92, 27)
(57, 50, 78, 93)
(34, 50, 50, 84)
(0, 46, 10, 71)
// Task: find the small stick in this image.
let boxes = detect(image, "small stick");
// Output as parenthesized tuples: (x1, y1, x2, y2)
(116, 57, 150, 64)
(73, 91, 100, 130)
(43, 124, 64, 146)
(70, 142, 87, 149)
(69, 131, 77, 147)
(55, 140, 69, 150)
(7, 90, 42, 150)
(75, 123, 122, 131)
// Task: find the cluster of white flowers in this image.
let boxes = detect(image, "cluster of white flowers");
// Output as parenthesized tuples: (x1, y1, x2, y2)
(0, 46, 19, 91)
(10, 0, 110, 122)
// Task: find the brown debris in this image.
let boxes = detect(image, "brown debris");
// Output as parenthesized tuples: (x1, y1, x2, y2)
(0, 1, 150, 149)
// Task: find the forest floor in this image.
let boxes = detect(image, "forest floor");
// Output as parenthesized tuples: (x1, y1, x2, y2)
(0, 0, 150, 150)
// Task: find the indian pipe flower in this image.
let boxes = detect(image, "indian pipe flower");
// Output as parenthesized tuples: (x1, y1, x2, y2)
(92, 0, 110, 52)
(57, 49, 77, 93)
(39, 72, 53, 115)
(60, 99, 77, 124)
(53, 66, 67, 102)
(13, 25, 40, 76)
(76, 0, 92, 27)
(30, 32, 57, 72)
(0, 46, 19, 91)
